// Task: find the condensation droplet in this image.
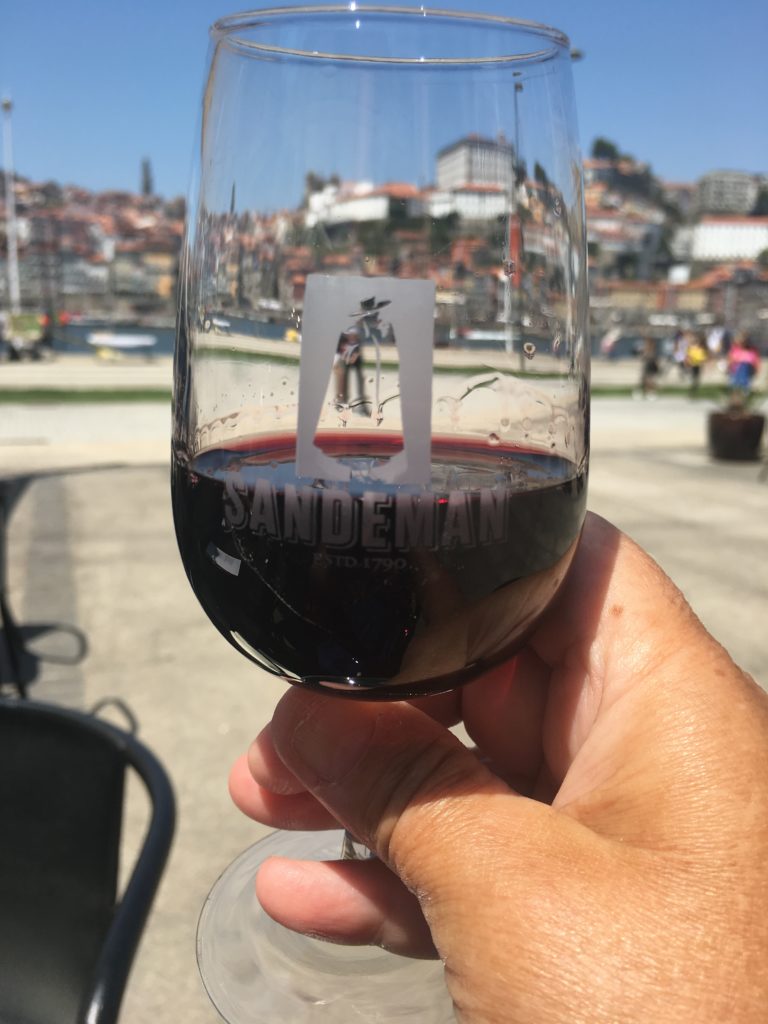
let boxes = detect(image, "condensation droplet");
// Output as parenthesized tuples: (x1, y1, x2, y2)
(552, 195, 563, 217)
(281, 378, 288, 386)
(488, 433, 501, 447)
(552, 332, 562, 352)
(523, 342, 536, 360)
(522, 418, 532, 430)
(500, 417, 510, 428)
(503, 259, 516, 277)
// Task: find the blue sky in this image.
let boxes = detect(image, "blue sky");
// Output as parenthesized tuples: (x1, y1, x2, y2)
(2, 0, 766, 199)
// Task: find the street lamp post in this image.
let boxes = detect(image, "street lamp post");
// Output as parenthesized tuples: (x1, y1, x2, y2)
(511, 80, 524, 368)
(506, 50, 583, 368)
(2, 97, 22, 316)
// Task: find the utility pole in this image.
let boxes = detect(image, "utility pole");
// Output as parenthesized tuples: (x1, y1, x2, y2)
(2, 97, 22, 315)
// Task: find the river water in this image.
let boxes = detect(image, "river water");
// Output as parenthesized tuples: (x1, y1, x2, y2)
(51, 317, 643, 360)
(53, 315, 288, 357)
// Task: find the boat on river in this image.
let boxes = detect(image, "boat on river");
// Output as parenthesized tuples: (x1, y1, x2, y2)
(87, 332, 158, 357)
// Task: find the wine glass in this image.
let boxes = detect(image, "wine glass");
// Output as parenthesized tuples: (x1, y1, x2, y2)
(172, 6, 589, 1021)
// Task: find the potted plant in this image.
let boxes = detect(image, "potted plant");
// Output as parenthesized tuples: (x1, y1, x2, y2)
(707, 335, 765, 461)
(708, 394, 765, 461)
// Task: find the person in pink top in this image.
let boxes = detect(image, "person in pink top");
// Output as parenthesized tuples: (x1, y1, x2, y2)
(728, 332, 762, 393)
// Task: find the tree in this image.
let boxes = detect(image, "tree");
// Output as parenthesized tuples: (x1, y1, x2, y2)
(357, 220, 389, 257)
(533, 161, 550, 187)
(302, 171, 326, 207)
(752, 187, 768, 217)
(429, 212, 459, 255)
(591, 137, 621, 161)
(40, 181, 64, 207)
(140, 158, 154, 197)
(757, 248, 768, 270)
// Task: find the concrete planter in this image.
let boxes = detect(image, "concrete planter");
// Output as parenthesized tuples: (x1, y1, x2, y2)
(707, 410, 765, 461)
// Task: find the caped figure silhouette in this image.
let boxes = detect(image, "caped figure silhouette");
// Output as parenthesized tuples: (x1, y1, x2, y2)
(296, 275, 435, 485)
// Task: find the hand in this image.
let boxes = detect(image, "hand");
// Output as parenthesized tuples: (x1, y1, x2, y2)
(230, 513, 768, 1023)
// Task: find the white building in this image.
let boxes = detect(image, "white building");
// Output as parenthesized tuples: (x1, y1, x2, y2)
(423, 184, 509, 222)
(690, 217, 768, 262)
(696, 171, 765, 216)
(304, 172, 511, 229)
(305, 182, 419, 227)
(318, 193, 390, 225)
(436, 135, 515, 191)
(305, 181, 375, 226)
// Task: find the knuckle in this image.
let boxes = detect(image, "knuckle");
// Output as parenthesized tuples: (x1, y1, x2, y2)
(367, 736, 494, 877)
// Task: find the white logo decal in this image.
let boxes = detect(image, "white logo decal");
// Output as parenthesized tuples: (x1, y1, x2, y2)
(296, 274, 435, 485)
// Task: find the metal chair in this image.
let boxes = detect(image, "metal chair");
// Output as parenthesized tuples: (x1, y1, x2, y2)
(0, 697, 176, 1024)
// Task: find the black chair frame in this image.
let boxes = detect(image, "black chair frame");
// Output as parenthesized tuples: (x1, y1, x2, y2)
(0, 697, 176, 1024)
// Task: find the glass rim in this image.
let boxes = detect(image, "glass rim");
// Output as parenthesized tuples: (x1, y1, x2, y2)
(210, 4, 570, 66)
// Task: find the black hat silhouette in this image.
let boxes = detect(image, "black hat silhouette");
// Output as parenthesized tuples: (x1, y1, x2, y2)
(350, 296, 391, 317)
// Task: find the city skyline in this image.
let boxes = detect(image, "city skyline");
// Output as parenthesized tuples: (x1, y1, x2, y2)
(3, 139, 767, 322)
(1, 0, 767, 202)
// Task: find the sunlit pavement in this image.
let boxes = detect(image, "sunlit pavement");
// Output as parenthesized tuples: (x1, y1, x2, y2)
(2, 392, 766, 1024)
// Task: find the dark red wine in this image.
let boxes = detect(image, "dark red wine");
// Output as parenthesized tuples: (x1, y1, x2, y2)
(172, 433, 586, 697)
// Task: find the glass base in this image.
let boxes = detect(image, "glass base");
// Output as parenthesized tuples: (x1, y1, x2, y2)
(197, 830, 455, 1023)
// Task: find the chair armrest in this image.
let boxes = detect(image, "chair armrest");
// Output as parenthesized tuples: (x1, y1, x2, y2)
(80, 727, 176, 1024)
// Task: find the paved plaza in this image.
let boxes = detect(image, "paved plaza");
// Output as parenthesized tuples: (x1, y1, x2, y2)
(1, 364, 766, 1023)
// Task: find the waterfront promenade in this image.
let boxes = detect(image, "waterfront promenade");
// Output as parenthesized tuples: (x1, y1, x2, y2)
(0, 342, 685, 393)
(1, 368, 766, 1023)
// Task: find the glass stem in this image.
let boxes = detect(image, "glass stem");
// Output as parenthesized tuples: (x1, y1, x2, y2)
(341, 830, 375, 861)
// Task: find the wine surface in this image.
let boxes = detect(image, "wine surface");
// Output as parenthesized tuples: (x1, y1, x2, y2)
(172, 433, 586, 697)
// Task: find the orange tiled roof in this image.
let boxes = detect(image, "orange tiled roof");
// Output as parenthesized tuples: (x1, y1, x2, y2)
(321, 253, 354, 267)
(683, 262, 765, 289)
(596, 280, 661, 293)
(699, 216, 768, 225)
(371, 182, 422, 199)
(453, 183, 505, 194)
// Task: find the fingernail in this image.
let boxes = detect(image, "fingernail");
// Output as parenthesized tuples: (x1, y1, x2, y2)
(277, 691, 378, 784)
